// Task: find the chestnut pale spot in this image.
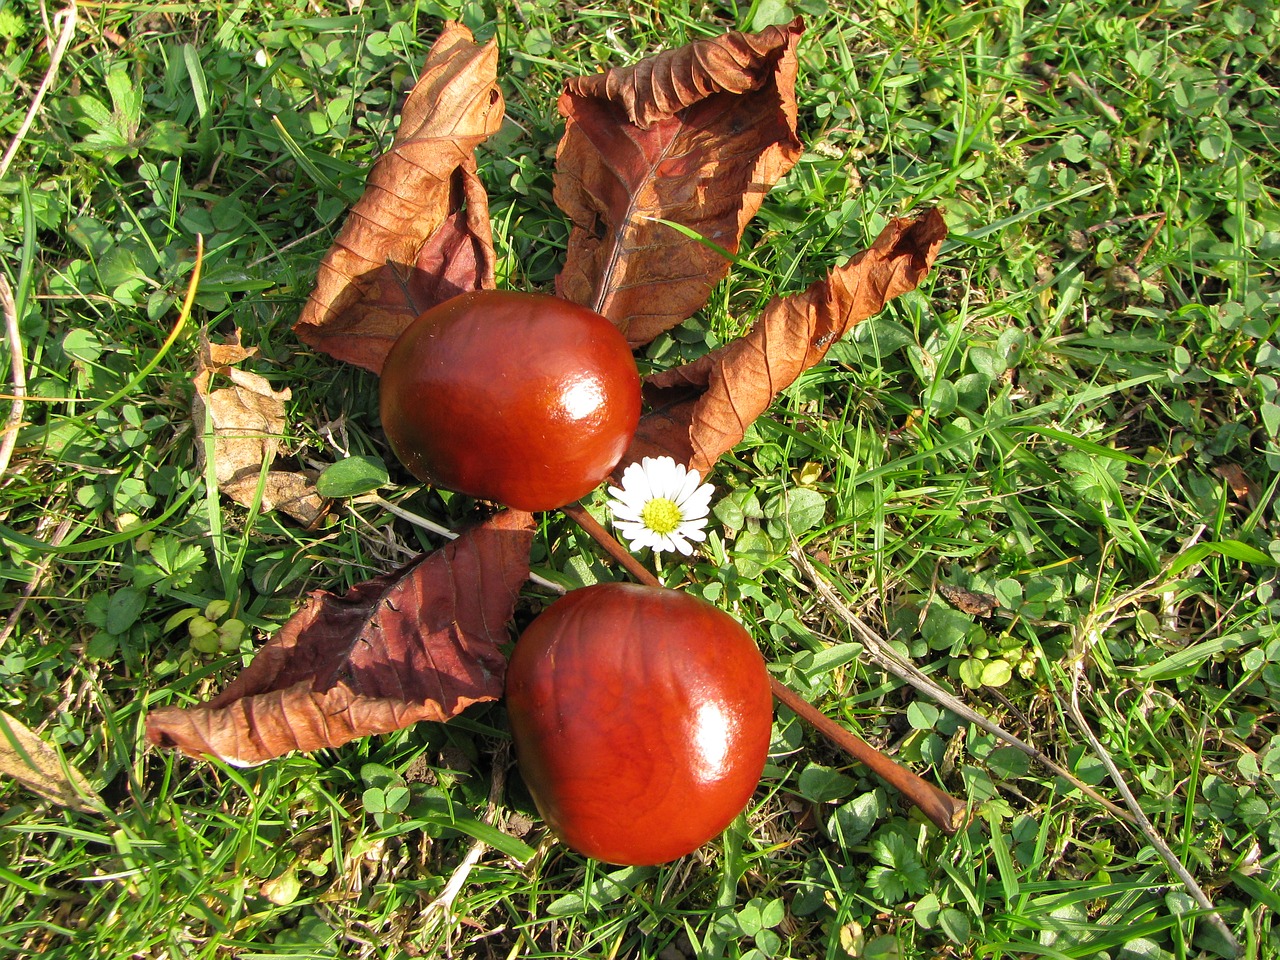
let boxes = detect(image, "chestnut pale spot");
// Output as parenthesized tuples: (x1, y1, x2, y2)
(559, 376, 608, 423)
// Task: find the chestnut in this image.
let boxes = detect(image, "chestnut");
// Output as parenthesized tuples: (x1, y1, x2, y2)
(379, 290, 641, 512)
(505, 582, 773, 865)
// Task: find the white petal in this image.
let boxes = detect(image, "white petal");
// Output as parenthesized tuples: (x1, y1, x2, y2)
(616, 521, 650, 543)
(679, 499, 712, 522)
(670, 533, 694, 555)
(644, 457, 682, 500)
(619, 461, 652, 497)
(610, 503, 643, 523)
(682, 481, 714, 507)
(661, 463, 690, 501)
(653, 532, 679, 554)
(672, 468, 704, 507)
(677, 522, 708, 542)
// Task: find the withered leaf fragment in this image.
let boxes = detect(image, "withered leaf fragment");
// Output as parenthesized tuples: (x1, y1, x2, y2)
(0, 709, 103, 814)
(145, 509, 535, 765)
(554, 19, 803, 347)
(629, 209, 948, 477)
(293, 23, 504, 374)
(938, 584, 999, 618)
(193, 330, 326, 526)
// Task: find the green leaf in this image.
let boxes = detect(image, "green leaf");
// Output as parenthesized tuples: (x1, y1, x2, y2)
(912, 892, 941, 927)
(958, 658, 986, 689)
(906, 701, 939, 730)
(714, 488, 763, 530)
(544, 865, 654, 915)
(921, 604, 973, 652)
(316, 455, 389, 498)
(105, 64, 142, 125)
(106, 588, 146, 635)
(1168, 539, 1276, 576)
(980, 659, 1013, 687)
(361, 786, 387, 814)
(797, 763, 856, 803)
(767, 487, 826, 534)
(938, 908, 971, 944)
(827, 790, 880, 846)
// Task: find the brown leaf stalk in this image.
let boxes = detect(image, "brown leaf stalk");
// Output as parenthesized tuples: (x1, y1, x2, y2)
(563, 501, 966, 835)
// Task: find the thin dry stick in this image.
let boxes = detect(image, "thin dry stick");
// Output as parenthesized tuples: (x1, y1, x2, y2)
(0, 517, 72, 648)
(791, 548, 1137, 824)
(0, 2, 78, 180)
(0, 275, 25, 483)
(364, 493, 565, 595)
(562, 502, 967, 835)
(1066, 669, 1241, 957)
(423, 741, 513, 933)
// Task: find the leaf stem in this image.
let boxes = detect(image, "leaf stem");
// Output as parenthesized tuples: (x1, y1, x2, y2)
(562, 500, 967, 835)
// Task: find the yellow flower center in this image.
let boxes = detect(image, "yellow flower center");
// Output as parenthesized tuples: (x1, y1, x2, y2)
(641, 497, 682, 535)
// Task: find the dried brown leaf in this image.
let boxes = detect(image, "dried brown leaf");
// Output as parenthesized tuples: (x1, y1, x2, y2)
(627, 209, 948, 477)
(938, 584, 998, 618)
(1214, 462, 1260, 512)
(293, 23, 504, 373)
(554, 19, 803, 347)
(0, 709, 103, 813)
(145, 509, 535, 765)
(193, 331, 327, 526)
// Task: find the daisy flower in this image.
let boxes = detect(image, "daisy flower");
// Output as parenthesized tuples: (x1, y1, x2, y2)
(607, 456, 715, 556)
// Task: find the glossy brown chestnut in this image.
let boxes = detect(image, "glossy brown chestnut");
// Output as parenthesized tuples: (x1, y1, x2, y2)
(505, 582, 773, 865)
(379, 290, 641, 512)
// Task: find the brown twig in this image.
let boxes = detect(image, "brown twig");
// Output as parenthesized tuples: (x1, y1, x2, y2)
(562, 501, 967, 835)
(768, 677, 966, 833)
(561, 502, 655, 586)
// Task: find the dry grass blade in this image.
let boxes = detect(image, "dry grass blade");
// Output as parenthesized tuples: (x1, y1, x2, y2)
(0, 274, 24, 484)
(0, 2, 77, 180)
(1060, 533, 1241, 957)
(424, 741, 512, 942)
(1066, 670, 1240, 957)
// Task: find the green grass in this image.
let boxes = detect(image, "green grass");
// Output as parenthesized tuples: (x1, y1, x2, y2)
(1, 0, 1278, 957)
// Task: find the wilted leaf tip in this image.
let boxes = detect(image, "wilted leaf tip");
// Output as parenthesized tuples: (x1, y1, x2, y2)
(293, 22, 504, 374)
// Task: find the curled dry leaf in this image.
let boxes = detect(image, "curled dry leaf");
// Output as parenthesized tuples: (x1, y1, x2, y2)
(293, 22, 504, 374)
(627, 209, 948, 477)
(193, 330, 327, 526)
(146, 509, 535, 765)
(554, 19, 803, 347)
